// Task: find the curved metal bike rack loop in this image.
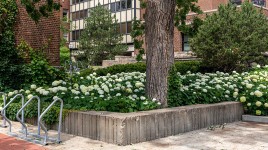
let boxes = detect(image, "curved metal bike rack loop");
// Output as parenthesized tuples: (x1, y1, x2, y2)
(1, 94, 25, 134)
(38, 97, 63, 145)
(0, 92, 7, 128)
(16, 96, 41, 139)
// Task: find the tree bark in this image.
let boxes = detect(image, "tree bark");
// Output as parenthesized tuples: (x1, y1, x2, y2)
(145, 0, 176, 107)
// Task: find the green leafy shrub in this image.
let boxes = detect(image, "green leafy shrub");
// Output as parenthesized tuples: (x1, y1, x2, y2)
(191, 2, 268, 72)
(6, 103, 21, 121)
(168, 66, 182, 107)
(95, 62, 146, 76)
(22, 45, 66, 86)
(80, 61, 202, 77)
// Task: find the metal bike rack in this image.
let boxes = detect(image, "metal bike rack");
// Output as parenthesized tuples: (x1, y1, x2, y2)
(16, 96, 41, 141)
(0, 92, 7, 128)
(1, 94, 25, 135)
(35, 97, 63, 145)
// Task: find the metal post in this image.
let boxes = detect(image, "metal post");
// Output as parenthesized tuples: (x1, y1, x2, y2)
(16, 96, 41, 139)
(0, 92, 7, 128)
(38, 98, 64, 145)
(1, 94, 25, 133)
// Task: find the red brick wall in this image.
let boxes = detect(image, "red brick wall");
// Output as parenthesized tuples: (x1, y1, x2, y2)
(60, 0, 70, 45)
(14, 0, 61, 66)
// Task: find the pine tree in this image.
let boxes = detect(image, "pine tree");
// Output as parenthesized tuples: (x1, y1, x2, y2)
(191, 1, 268, 72)
(79, 4, 127, 65)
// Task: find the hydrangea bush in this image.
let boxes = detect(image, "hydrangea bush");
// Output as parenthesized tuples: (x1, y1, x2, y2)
(3, 72, 160, 113)
(169, 65, 268, 116)
(2, 66, 268, 120)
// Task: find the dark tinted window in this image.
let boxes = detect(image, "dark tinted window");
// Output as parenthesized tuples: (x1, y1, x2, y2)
(127, 0, 132, 8)
(111, 3, 116, 12)
(252, 0, 266, 6)
(230, 0, 242, 5)
(121, 0, 126, 10)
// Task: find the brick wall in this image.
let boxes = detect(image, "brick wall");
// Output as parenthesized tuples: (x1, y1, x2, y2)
(14, 0, 61, 66)
(60, 0, 70, 46)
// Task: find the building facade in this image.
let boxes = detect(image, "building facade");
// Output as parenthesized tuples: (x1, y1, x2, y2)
(69, 0, 141, 55)
(68, 0, 268, 58)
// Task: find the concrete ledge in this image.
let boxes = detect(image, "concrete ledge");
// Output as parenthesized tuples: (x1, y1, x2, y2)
(242, 115, 268, 124)
(49, 101, 243, 145)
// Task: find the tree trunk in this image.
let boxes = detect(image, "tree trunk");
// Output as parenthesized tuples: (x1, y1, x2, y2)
(145, 0, 176, 107)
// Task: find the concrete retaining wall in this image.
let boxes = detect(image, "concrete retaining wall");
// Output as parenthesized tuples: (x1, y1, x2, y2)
(50, 101, 243, 145)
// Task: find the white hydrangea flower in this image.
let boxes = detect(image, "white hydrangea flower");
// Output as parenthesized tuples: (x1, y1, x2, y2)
(116, 93, 121, 97)
(8, 92, 14, 97)
(31, 84, 37, 89)
(202, 89, 207, 93)
(240, 96, 246, 103)
(125, 88, 132, 93)
(140, 96, 146, 100)
(143, 101, 148, 105)
(53, 96, 59, 100)
(254, 90, 263, 97)
(246, 83, 253, 89)
(256, 101, 262, 107)
(52, 81, 60, 86)
(98, 90, 104, 95)
(25, 90, 31, 94)
(27, 94, 33, 99)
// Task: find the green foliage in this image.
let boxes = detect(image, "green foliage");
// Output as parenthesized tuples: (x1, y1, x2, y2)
(168, 66, 182, 107)
(0, 1, 26, 90)
(130, 0, 203, 59)
(131, 19, 145, 61)
(26, 49, 66, 86)
(6, 103, 21, 121)
(93, 97, 158, 113)
(95, 62, 146, 76)
(79, 4, 127, 65)
(175, 0, 203, 36)
(80, 61, 203, 77)
(191, 2, 268, 72)
(16, 40, 66, 86)
(79, 67, 95, 77)
(5, 100, 69, 125)
(60, 46, 70, 66)
(20, 0, 61, 22)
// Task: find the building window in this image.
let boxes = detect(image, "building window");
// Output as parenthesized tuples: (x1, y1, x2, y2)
(252, 0, 266, 7)
(127, 22, 132, 34)
(71, 0, 88, 5)
(72, 30, 84, 41)
(110, 0, 132, 13)
(182, 34, 190, 52)
(117, 22, 132, 34)
(230, 0, 242, 5)
(71, 9, 88, 20)
(62, 9, 68, 21)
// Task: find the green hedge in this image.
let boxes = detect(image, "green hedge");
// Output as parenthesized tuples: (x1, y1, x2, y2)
(80, 60, 203, 77)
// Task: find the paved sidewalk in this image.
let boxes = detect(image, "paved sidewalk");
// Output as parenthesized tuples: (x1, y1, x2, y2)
(0, 133, 46, 150)
(0, 121, 267, 150)
(47, 121, 268, 150)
